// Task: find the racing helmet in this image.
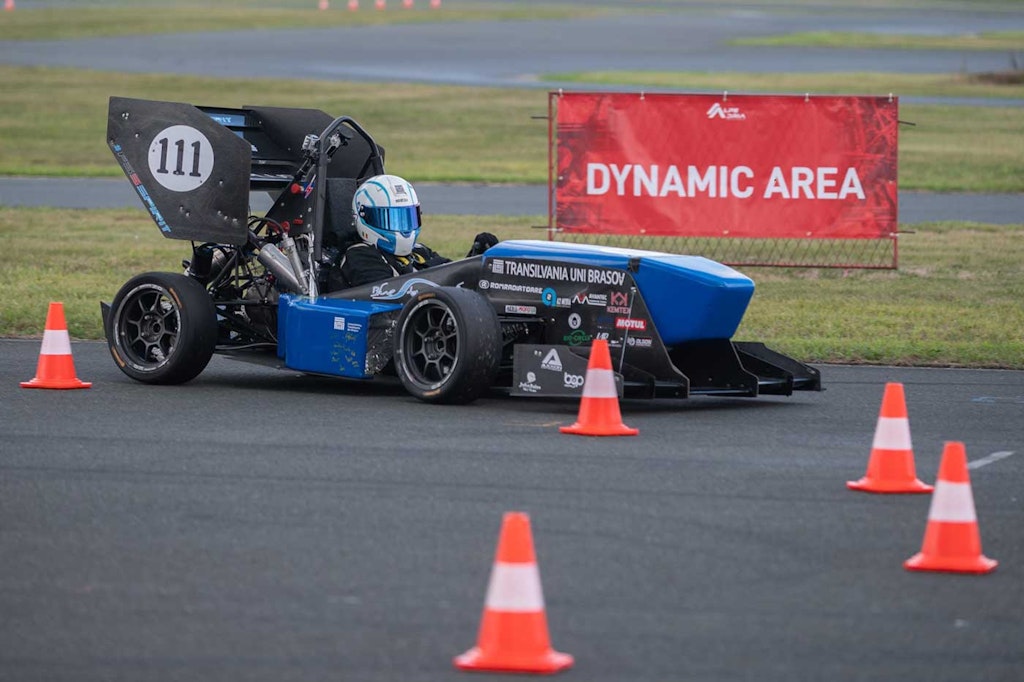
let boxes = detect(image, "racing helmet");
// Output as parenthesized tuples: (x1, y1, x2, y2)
(352, 174, 422, 257)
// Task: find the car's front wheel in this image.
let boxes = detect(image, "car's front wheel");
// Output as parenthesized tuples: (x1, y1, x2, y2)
(106, 272, 217, 384)
(393, 287, 501, 404)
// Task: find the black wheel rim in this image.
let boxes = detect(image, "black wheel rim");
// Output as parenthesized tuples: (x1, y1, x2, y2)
(403, 300, 459, 387)
(115, 284, 181, 370)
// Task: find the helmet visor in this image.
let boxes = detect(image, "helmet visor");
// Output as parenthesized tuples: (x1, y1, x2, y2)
(359, 205, 422, 234)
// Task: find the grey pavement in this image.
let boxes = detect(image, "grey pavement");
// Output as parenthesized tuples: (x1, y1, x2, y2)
(2, 339, 1022, 682)
(1, 176, 1020, 224)
(2, 2, 1024, 93)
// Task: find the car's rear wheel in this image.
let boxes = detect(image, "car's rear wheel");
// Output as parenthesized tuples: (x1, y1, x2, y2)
(106, 272, 217, 384)
(393, 287, 501, 404)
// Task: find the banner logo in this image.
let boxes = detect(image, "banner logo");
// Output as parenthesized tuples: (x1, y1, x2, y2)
(706, 102, 746, 120)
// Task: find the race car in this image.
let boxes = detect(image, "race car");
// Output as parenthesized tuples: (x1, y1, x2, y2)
(101, 96, 821, 404)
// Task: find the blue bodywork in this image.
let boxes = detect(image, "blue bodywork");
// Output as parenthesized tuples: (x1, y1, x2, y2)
(278, 295, 400, 377)
(484, 240, 755, 345)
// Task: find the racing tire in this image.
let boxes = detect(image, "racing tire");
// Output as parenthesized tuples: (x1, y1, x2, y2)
(106, 272, 218, 385)
(393, 287, 501, 404)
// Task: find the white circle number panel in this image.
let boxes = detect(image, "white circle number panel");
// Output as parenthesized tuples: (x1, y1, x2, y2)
(147, 125, 215, 192)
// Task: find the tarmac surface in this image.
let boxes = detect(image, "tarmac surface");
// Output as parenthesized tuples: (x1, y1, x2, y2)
(3, 1, 1024, 90)
(1, 339, 1022, 682)
(1, 176, 1021, 224)
(1, 3, 1023, 681)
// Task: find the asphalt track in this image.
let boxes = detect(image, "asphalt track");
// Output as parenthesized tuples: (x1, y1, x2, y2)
(2, 177, 1022, 225)
(2, 3, 1023, 680)
(2, 340, 1023, 681)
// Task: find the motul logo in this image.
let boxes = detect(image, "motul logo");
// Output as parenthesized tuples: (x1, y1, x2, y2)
(615, 318, 647, 330)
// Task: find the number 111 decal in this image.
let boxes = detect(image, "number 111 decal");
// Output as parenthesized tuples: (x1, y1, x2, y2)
(148, 125, 215, 193)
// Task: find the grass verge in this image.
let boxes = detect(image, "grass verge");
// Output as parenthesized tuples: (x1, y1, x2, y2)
(729, 30, 1024, 51)
(2, 207, 1022, 369)
(2, 66, 1023, 191)
(0, 4, 601, 40)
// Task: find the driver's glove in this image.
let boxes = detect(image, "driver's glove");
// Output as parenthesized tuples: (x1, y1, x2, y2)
(466, 232, 499, 257)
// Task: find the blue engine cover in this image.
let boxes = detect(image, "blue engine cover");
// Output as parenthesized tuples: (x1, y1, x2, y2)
(484, 240, 754, 344)
(277, 295, 401, 378)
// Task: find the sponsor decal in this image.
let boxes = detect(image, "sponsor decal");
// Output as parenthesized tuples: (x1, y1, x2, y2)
(568, 313, 582, 329)
(490, 259, 505, 275)
(573, 291, 609, 307)
(563, 329, 593, 346)
(478, 279, 490, 289)
(484, 281, 543, 294)
(616, 317, 647, 331)
(371, 277, 439, 300)
(607, 291, 631, 314)
(504, 304, 538, 315)
(518, 371, 542, 393)
(541, 287, 570, 308)
(504, 260, 627, 286)
(626, 336, 653, 348)
(596, 331, 623, 348)
(540, 348, 563, 372)
(563, 372, 585, 389)
(334, 317, 363, 334)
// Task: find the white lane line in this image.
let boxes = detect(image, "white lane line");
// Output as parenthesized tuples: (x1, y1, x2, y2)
(968, 451, 1016, 470)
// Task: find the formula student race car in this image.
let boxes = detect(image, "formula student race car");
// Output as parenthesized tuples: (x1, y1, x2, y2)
(101, 96, 821, 404)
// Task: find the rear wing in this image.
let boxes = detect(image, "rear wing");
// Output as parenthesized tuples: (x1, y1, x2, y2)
(107, 96, 383, 246)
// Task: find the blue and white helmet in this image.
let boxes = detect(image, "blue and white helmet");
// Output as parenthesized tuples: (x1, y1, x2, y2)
(352, 174, 422, 257)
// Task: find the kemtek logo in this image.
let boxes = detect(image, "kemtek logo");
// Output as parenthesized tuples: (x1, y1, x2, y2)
(707, 102, 746, 120)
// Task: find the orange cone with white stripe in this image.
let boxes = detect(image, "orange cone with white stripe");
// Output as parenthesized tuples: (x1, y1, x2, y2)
(905, 442, 997, 574)
(454, 512, 574, 674)
(21, 302, 91, 390)
(847, 383, 931, 493)
(560, 339, 637, 436)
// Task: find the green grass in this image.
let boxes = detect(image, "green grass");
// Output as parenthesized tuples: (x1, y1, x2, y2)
(2, 66, 1023, 191)
(730, 30, 1024, 51)
(0, 66, 549, 183)
(2, 207, 1021, 369)
(0, 4, 602, 40)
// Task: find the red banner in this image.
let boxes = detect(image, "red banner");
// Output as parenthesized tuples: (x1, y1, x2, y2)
(554, 92, 898, 239)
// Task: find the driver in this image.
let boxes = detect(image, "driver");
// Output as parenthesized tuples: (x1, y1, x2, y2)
(329, 174, 498, 290)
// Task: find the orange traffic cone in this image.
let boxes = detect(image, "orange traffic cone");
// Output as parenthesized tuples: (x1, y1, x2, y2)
(559, 339, 637, 436)
(402, 0, 413, 7)
(318, 0, 329, 8)
(429, 0, 440, 8)
(347, 0, 358, 9)
(4, 0, 14, 12)
(375, 0, 385, 8)
(454, 512, 574, 674)
(847, 383, 931, 493)
(905, 442, 997, 574)
(21, 302, 91, 390)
